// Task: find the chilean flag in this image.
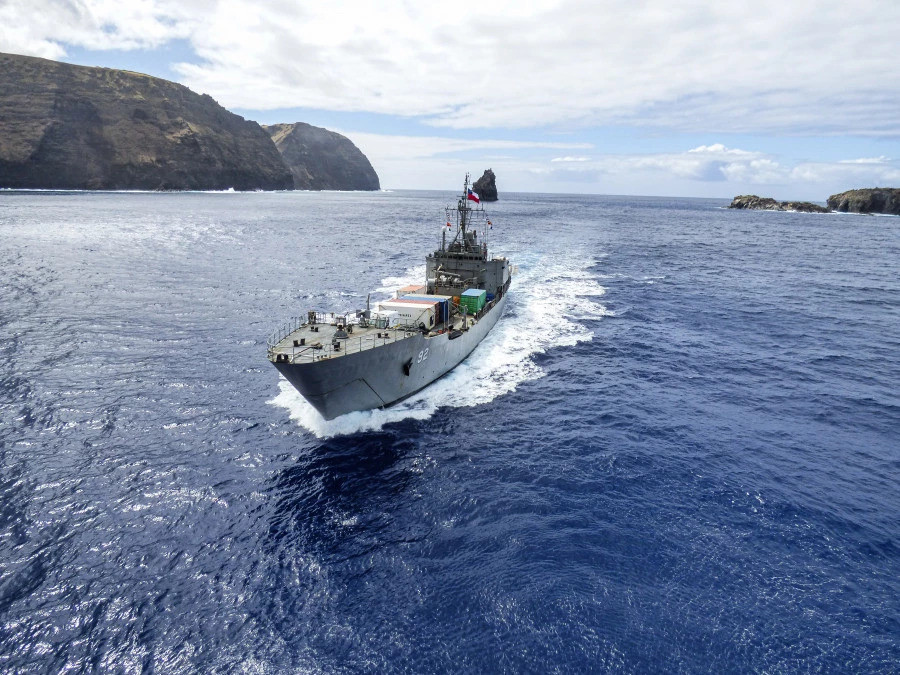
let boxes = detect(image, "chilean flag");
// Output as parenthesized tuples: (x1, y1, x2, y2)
(467, 189, 480, 204)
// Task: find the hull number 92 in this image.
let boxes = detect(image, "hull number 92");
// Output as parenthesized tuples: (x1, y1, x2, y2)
(417, 348, 429, 363)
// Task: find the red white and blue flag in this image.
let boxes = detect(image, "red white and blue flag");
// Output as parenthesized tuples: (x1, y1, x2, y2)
(467, 189, 480, 204)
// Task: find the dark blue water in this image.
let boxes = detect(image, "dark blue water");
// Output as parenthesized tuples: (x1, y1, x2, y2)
(1, 190, 897, 672)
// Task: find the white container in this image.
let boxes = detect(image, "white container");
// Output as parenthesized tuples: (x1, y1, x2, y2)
(377, 300, 437, 328)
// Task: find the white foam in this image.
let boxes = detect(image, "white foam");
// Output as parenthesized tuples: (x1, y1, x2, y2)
(269, 254, 607, 438)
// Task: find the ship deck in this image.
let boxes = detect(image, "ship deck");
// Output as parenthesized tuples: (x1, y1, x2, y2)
(267, 313, 475, 365)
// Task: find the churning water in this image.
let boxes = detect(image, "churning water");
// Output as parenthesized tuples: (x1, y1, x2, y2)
(1, 189, 897, 671)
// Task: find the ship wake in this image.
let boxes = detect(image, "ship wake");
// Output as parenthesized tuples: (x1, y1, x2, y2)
(269, 253, 608, 438)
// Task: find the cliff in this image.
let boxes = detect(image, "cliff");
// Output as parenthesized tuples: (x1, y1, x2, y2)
(826, 188, 900, 216)
(0, 52, 293, 190)
(264, 122, 379, 191)
(728, 195, 829, 213)
(473, 169, 498, 201)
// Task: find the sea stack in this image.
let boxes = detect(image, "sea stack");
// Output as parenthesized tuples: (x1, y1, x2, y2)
(0, 52, 293, 191)
(264, 122, 380, 191)
(473, 169, 499, 201)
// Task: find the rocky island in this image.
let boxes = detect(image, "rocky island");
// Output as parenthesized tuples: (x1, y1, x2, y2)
(264, 122, 379, 191)
(728, 195, 829, 213)
(0, 52, 381, 192)
(473, 169, 498, 201)
(826, 188, 900, 216)
(730, 190, 900, 217)
(0, 52, 293, 191)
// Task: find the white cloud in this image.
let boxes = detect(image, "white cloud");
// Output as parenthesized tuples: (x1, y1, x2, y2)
(0, 0, 196, 58)
(594, 145, 786, 183)
(476, 141, 900, 195)
(789, 161, 900, 185)
(343, 132, 591, 161)
(338, 130, 591, 189)
(2, 1, 899, 136)
(838, 156, 892, 165)
(719, 159, 787, 185)
(4, 2, 900, 197)
(331, 133, 900, 195)
(688, 144, 754, 157)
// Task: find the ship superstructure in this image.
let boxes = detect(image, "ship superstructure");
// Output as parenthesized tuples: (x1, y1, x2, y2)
(267, 175, 512, 420)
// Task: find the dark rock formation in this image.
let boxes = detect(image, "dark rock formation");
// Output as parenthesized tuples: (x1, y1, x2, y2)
(264, 122, 379, 191)
(472, 169, 498, 201)
(0, 52, 293, 190)
(728, 195, 829, 213)
(826, 188, 900, 215)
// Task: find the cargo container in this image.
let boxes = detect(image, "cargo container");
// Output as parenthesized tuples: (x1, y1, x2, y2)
(377, 300, 437, 328)
(394, 297, 441, 322)
(459, 288, 487, 313)
(400, 294, 453, 324)
(395, 284, 426, 296)
(402, 293, 454, 303)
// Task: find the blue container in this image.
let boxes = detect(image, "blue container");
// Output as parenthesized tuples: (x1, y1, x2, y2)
(401, 294, 450, 323)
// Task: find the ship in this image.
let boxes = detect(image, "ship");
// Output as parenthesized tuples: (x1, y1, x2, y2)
(267, 175, 513, 420)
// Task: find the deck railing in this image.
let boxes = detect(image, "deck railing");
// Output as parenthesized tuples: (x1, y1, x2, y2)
(267, 290, 505, 364)
(266, 312, 350, 352)
(266, 316, 306, 351)
(270, 327, 420, 363)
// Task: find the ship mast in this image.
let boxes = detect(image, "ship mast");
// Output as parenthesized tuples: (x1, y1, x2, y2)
(459, 173, 470, 239)
(436, 172, 488, 262)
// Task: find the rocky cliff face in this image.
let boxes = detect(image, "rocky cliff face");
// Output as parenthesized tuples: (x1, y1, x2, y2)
(728, 195, 829, 213)
(826, 188, 900, 215)
(0, 52, 293, 190)
(473, 169, 498, 201)
(264, 122, 379, 191)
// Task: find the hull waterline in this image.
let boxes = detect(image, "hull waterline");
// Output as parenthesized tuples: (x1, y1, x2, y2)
(274, 291, 508, 420)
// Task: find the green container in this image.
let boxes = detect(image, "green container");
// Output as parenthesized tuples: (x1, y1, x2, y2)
(460, 289, 486, 312)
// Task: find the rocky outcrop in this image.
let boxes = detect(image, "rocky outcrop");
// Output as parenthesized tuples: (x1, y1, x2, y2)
(827, 188, 900, 215)
(472, 169, 498, 201)
(0, 52, 294, 191)
(728, 195, 829, 213)
(264, 122, 379, 191)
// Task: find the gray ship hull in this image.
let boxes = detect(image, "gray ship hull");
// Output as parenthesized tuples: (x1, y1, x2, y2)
(274, 292, 509, 420)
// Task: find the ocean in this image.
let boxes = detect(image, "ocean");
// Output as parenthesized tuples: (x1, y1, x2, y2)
(1, 189, 897, 672)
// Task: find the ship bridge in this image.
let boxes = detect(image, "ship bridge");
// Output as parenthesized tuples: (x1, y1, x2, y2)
(426, 176, 511, 298)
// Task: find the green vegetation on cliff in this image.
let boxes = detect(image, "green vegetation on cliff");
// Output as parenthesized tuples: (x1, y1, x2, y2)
(0, 52, 293, 190)
(264, 122, 379, 191)
(729, 190, 900, 216)
(827, 188, 900, 216)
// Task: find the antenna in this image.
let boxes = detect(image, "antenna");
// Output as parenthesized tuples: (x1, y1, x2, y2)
(436, 173, 490, 259)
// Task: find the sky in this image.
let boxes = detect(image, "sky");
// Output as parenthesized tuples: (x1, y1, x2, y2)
(2, 0, 900, 198)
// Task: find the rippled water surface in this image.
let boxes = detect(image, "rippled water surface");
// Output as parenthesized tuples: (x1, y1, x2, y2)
(1, 190, 898, 672)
